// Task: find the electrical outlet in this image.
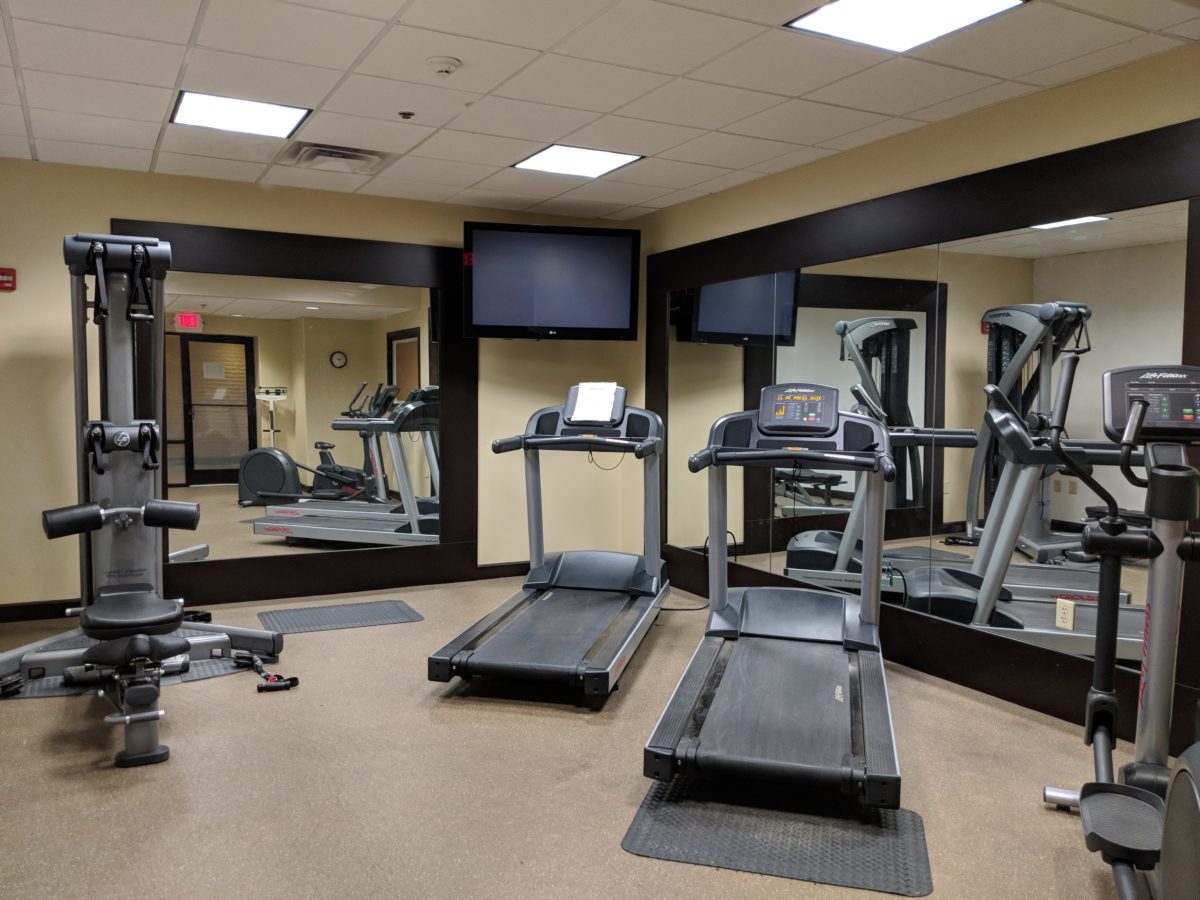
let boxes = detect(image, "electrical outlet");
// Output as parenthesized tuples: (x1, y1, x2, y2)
(1053, 479, 1062, 493)
(1068, 481, 1078, 495)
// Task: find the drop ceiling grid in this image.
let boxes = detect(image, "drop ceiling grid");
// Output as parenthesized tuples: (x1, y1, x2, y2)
(0, 0, 1193, 218)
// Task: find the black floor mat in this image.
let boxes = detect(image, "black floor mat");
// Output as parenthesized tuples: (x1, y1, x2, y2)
(256, 599, 422, 634)
(623, 776, 933, 896)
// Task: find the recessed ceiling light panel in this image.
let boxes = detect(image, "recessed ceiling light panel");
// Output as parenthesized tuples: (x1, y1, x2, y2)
(515, 145, 640, 178)
(1030, 216, 1109, 230)
(789, 0, 1023, 53)
(172, 91, 310, 139)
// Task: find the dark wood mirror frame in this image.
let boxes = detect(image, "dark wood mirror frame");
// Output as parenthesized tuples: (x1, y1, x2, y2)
(647, 118, 1200, 752)
(2, 220, 525, 621)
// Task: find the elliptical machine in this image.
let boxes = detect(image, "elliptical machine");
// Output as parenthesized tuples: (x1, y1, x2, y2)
(237, 381, 397, 506)
(0, 234, 284, 767)
(1042, 359, 1200, 899)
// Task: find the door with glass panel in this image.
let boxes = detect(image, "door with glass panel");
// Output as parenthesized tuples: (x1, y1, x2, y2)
(179, 335, 255, 485)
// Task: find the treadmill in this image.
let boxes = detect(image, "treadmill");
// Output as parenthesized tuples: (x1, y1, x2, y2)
(428, 384, 667, 696)
(645, 383, 901, 808)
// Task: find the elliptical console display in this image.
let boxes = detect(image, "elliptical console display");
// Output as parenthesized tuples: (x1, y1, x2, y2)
(1103, 366, 1200, 441)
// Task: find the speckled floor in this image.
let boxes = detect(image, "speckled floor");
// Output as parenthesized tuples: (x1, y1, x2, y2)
(0, 578, 1124, 899)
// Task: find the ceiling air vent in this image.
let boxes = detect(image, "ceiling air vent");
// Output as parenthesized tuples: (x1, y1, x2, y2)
(280, 142, 398, 176)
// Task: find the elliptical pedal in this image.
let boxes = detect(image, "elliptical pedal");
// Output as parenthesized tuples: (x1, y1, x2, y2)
(1079, 782, 1164, 869)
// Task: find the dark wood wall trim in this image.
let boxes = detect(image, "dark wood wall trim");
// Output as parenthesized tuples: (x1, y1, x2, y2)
(647, 118, 1200, 730)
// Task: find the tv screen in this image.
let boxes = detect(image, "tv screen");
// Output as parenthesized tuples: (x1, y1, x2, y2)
(464, 222, 639, 340)
(692, 271, 798, 346)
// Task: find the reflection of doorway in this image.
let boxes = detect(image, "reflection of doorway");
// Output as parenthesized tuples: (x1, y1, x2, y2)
(387, 328, 422, 397)
(165, 334, 256, 486)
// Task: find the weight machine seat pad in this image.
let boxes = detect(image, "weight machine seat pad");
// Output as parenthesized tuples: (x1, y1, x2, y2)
(81, 634, 191, 668)
(80, 589, 184, 640)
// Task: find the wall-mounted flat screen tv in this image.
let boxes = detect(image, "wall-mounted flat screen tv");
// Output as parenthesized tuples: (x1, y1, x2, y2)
(464, 222, 640, 340)
(691, 270, 799, 346)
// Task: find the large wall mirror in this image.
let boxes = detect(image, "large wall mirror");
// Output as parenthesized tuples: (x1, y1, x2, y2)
(112, 219, 482, 606)
(647, 119, 1200, 744)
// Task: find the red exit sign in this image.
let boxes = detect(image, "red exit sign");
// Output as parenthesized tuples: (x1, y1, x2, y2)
(174, 312, 204, 331)
(0, 268, 15, 292)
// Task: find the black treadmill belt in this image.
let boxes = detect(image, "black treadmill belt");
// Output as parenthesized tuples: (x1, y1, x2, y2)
(467, 589, 631, 674)
(623, 775, 932, 896)
(695, 638, 852, 781)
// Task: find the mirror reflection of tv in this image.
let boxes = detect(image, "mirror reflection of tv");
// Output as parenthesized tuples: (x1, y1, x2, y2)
(464, 222, 640, 340)
(691, 270, 799, 346)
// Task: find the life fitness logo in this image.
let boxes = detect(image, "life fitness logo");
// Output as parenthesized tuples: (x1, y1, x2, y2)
(1138, 371, 1188, 379)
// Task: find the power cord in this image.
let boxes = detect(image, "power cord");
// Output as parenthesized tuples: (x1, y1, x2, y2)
(587, 450, 626, 471)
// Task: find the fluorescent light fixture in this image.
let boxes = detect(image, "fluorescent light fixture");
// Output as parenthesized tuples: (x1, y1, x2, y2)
(231, 314, 245, 317)
(1030, 216, 1109, 230)
(515, 145, 640, 178)
(305, 305, 321, 310)
(789, 0, 1022, 53)
(172, 91, 309, 139)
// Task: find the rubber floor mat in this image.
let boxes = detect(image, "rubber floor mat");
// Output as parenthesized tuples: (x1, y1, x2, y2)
(257, 599, 422, 634)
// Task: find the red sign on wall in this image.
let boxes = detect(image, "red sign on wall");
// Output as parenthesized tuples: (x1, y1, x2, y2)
(0, 268, 15, 292)
(174, 312, 204, 331)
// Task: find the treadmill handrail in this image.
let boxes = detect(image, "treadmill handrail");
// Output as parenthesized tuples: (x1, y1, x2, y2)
(889, 427, 977, 449)
(493, 434, 662, 458)
(690, 446, 895, 479)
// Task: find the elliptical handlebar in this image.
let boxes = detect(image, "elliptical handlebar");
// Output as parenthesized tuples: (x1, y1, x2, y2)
(1043, 353, 1120, 518)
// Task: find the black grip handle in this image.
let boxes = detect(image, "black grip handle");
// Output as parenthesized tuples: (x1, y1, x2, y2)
(142, 499, 201, 531)
(42, 503, 103, 539)
(492, 435, 524, 454)
(689, 449, 715, 472)
(634, 438, 661, 459)
(880, 456, 898, 483)
(257, 678, 298, 693)
(1049, 352, 1080, 433)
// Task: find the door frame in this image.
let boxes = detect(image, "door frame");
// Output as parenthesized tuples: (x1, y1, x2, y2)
(385, 327, 422, 393)
(178, 333, 256, 485)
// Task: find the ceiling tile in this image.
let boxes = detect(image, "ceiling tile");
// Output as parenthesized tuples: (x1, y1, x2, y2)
(22, 71, 172, 121)
(1167, 17, 1200, 38)
(261, 166, 371, 191)
(446, 188, 542, 210)
(748, 145, 835, 174)
(473, 167, 589, 199)
(28, 109, 161, 149)
(640, 186, 710, 207)
(659, 131, 799, 167)
(604, 156, 730, 188)
(557, 179, 669, 204)
(690, 29, 888, 96)
(160, 124, 285, 162)
(560, 115, 703, 155)
(8, 0, 202, 43)
(324, 75, 480, 127)
(357, 26, 538, 94)
(36, 140, 151, 171)
(183, 50, 342, 109)
(0, 71, 18, 107)
(661, 1, 824, 26)
(818, 117, 923, 150)
(0, 21, 9, 66)
(602, 205, 656, 220)
(447, 96, 597, 141)
(694, 169, 768, 192)
(281, 0, 404, 19)
(296, 111, 434, 153)
(409, 129, 543, 166)
(399, 0, 611, 50)
(804, 58, 997, 116)
(1054, 0, 1200, 30)
(198, 0, 383, 69)
(13, 20, 185, 87)
(0, 134, 31, 159)
(1022, 33, 1184, 86)
(618, 79, 786, 129)
(529, 197, 626, 217)
(376, 155, 496, 187)
(0, 105, 24, 136)
(908, 80, 1036, 122)
(494, 55, 670, 113)
(911, 3, 1143, 79)
(725, 98, 888, 144)
(356, 178, 460, 201)
(555, 0, 765, 75)
(154, 152, 267, 182)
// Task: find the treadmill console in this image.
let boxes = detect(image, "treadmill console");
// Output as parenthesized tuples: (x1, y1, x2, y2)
(1103, 366, 1200, 443)
(759, 384, 838, 436)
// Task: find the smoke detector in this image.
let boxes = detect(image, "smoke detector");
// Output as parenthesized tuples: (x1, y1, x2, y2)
(426, 56, 462, 77)
(280, 142, 398, 176)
